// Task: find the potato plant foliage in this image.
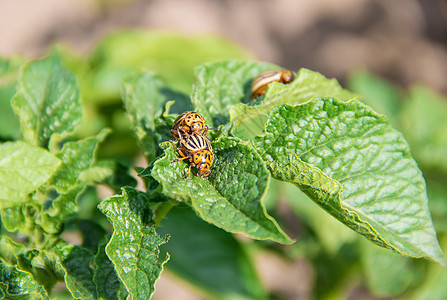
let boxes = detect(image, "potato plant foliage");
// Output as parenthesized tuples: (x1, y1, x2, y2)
(0, 30, 446, 300)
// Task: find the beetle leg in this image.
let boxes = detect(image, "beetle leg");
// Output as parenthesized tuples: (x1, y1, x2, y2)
(168, 140, 183, 162)
(168, 140, 178, 148)
(170, 129, 179, 140)
(178, 127, 190, 139)
(173, 156, 190, 163)
(169, 143, 191, 163)
(184, 164, 192, 179)
(203, 126, 218, 136)
(177, 131, 190, 148)
(172, 148, 191, 163)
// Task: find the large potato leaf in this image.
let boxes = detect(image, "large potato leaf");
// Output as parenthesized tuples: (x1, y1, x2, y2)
(32, 241, 96, 299)
(254, 98, 446, 266)
(93, 241, 128, 300)
(0, 261, 49, 300)
(122, 72, 181, 162)
(97, 187, 169, 300)
(11, 53, 82, 148)
(0, 141, 60, 208)
(149, 137, 291, 244)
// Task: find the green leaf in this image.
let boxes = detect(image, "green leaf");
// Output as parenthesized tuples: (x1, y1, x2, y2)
(97, 187, 169, 300)
(0, 56, 24, 76)
(0, 57, 22, 140)
(149, 137, 292, 244)
(0, 236, 26, 266)
(88, 30, 253, 97)
(347, 70, 402, 126)
(279, 179, 357, 255)
(402, 235, 447, 300)
(406, 245, 447, 300)
(96, 160, 137, 191)
(93, 241, 128, 300)
(254, 98, 446, 266)
(400, 86, 447, 173)
(158, 205, 267, 300)
(123, 72, 171, 132)
(229, 68, 358, 139)
(0, 141, 60, 208)
(191, 60, 278, 128)
(38, 187, 84, 234)
(410, 267, 447, 300)
(78, 220, 107, 252)
(48, 129, 110, 193)
(77, 163, 115, 187)
(359, 239, 425, 297)
(11, 53, 82, 147)
(0, 261, 49, 300)
(122, 72, 177, 162)
(38, 242, 96, 300)
(0, 205, 26, 232)
(427, 181, 447, 233)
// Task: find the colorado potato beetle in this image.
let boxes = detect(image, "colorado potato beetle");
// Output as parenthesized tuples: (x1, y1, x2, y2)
(169, 133, 214, 179)
(178, 131, 213, 153)
(251, 69, 295, 100)
(171, 111, 216, 140)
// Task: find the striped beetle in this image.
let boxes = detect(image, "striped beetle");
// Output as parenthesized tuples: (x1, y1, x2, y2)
(171, 111, 216, 140)
(169, 132, 214, 179)
(251, 69, 295, 101)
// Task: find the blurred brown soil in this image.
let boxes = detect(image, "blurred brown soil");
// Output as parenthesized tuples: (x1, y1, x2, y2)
(1, 0, 446, 93)
(1, 1, 446, 299)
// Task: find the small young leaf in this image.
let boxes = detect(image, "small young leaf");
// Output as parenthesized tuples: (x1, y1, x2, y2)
(158, 205, 267, 300)
(0, 141, 60, 208)
(122, 72, 183, 162)
(93, 241, 128, 300)
(11, 53, 82, 147)
(48, 129, 110, 193)
(149, 137, 292, 244)
(191, 60, 278, 128)
(0, 236, 26, 266)
(0, 261, 49, 300)
(97, 187, 169, 300)
(38, 242, 96, 300)
(122, 72, 169, 134)
(229, 68, 358, 139)
(254, 98, 446, 266)
(0, 205, 26, 232)
(38, 186, 84, 234)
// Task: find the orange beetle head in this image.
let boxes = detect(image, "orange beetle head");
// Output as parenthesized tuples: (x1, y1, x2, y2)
(280, 70, 295, 83)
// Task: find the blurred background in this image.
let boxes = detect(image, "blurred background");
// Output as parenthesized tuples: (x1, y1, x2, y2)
(1, 0, 446, 93)
(1, 1, 447, 299)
